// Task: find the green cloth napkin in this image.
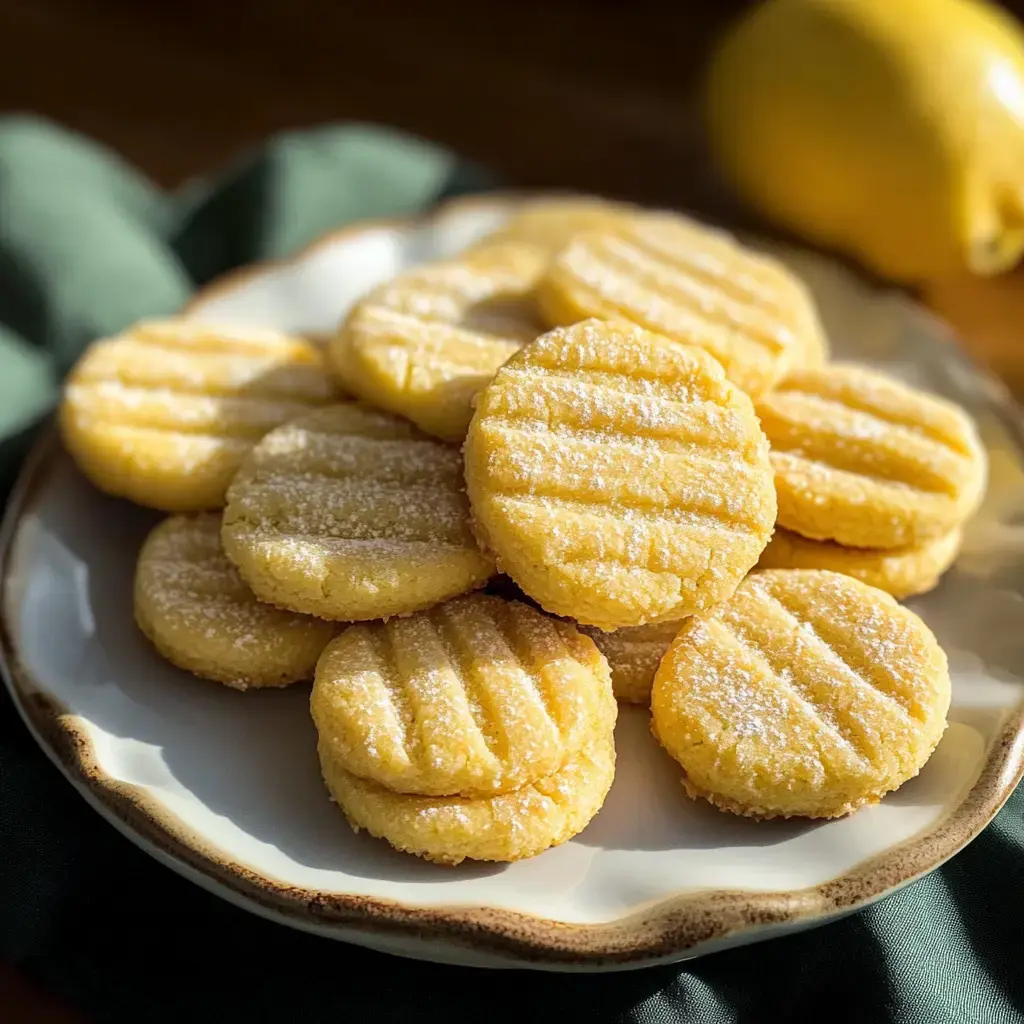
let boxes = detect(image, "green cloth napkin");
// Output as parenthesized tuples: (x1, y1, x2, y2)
(0, 117, 1021, 1024)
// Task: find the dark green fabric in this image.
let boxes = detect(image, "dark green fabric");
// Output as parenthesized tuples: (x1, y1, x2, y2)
(0, 116, 1021, 1024)
(172, 123, 460, 284)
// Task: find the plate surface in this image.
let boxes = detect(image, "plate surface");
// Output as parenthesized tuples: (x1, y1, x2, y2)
(4, 195, 1024, 971)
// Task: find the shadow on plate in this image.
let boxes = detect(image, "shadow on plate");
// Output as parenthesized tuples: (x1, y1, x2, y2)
(16, 451, 1024, 888)
(23, 462, 503, 883)
(575, 706, 827, 853)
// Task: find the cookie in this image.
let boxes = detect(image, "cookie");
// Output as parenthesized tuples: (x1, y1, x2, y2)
(134, 514, 336, 689)
(536, 215, 824, 397)
(756, 364, 987, 548)
(464, 319, 777, 630)
(61, 319, 335, 511)
(479, 196, 643, 254)
(651, 569, 951, 820)
(758, 527, 962, 600)
(312, 594, 615, 796)
(332, 244, 545, 443)
(319, 734, 615, 864)
(221, 404, 494, 621)
(793, 301, 829, 370)
(581, 620, 682, 704)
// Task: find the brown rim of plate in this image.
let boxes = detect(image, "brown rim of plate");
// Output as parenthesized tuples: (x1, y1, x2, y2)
(4, 197, 1024, 966)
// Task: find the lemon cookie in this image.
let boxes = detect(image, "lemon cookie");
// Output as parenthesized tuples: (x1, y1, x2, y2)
(312, 593, 615, 796)
(61, 319, 335, 511)
(464, 320, 776, 630)
(793, 299, 829, 369)
(537, 215, 824, 397)
(652, 569, 951, 819)
(332, 244, 545, 443)
(479, 195, 643, 254)
(581, 620, 682, 704)
(222, 404, 494, 620)
(319, 734, 615, 864)
(756, 364, 987, 548)
(134, 514, 336, 689)
(758, 527, 962, 600)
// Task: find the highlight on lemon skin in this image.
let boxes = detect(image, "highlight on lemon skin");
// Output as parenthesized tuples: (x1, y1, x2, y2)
(704, 0, 1024, 283)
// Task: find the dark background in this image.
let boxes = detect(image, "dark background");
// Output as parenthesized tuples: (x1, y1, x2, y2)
(0, 0, 751, 198)
(4, 0, 1024, 209)
(3, 1, 1024, 1019)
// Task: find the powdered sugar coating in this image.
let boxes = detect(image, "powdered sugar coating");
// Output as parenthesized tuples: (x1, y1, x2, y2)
(312, 593, 615, 797)
(758, 526, 962, 599)
(222, 404, 494, 620)
(134, 513, 336, 689)
(756, 364, 988, 548)
(537, 214, 826, 397)
(464, 320, 776, 630)
(651, 569, 951, 819)
(333, 244, 545, 442)
(60, 319, 336, 511)
(319, 733, 615, 864)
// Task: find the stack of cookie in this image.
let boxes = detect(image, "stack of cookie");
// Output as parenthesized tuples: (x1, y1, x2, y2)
(753, 364, 984, 598)
(310, 594, 616, 864)
(57, 194, 986, 860)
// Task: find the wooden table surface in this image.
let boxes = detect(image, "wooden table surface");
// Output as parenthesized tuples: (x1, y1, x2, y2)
(3, 1, 1024, 1019)
(0, 0, 748, 199)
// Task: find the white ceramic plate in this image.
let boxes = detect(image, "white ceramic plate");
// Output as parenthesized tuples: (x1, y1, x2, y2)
(4, 195, 1024, 971)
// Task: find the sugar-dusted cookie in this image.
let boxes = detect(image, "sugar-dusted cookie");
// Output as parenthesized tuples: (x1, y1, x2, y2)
(478, 195, 643, 254)
(134, 514, 336, 689)
(793, 300, 829, 370)
(757, 527, 962, 600)
(537, 215, 825, 397)
(581, 620, 682, 704)
(464, 320, 776, 630)
(312, 593, 615, 796)
(332, 244, 545, 443)
(222, 404, 494, 621)
(61, 319, 336, 511)
(652, 569, 951, 819)
(756, 364, 987, 548)
(319, 734, 615, 864)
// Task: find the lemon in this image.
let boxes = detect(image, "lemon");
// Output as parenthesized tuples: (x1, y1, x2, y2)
(706, 0, 1024, 283)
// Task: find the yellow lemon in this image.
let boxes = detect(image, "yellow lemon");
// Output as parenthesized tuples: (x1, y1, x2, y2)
(706, 0, 1024, 283)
